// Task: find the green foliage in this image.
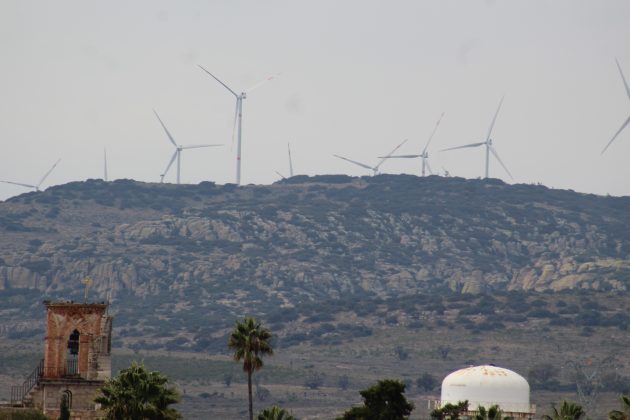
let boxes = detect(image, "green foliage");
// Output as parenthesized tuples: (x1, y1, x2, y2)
(0, 410, 47, 420)
(95, 362, 181, 420)
(228, 317, 273, 420)
(256, 405, 296, 420)
(528, 362, 560, 390)
(541, 400, 586, 420)
(337, 379, 414, 420)
(430, 400, 469, 420)
(416, 373, 438, 392)
(609, 395, 630, 420)
(474, 405, 505, 420)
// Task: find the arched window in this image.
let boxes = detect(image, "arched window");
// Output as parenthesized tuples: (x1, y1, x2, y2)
(66, 329, 80, 375)
(61, 389, 72, 409)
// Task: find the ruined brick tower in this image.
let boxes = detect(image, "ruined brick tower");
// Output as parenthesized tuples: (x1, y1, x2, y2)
(11, 302, 113, 419)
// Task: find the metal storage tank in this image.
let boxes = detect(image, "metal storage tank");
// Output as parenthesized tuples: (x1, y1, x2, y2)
(439, 365, 534, 418)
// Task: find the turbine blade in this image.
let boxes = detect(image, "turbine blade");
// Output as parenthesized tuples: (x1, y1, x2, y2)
(601, 114, 630, 155)
(0, 180, 37, 189)
(246, 73, 281, 93)
(333, 154, 374, 170)
(616, 58, 630, 101)
(440, 142, 485, 152)
(37, 158, 61, 188)
(377, 154, 421, 158)
(275, 171, 286, 180)
(181, 144, 223, 149)
(162, 151, 178, 179)
(198, 65, 238, 97)
(153, 110, 178, 148)
(486, 96, 505, 142)
(375, 139, 408, 170)
(489, 146, 513, 179)
(423, 112, 445, 154)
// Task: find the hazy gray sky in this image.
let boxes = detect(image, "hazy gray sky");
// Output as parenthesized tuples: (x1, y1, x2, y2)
(1, 0, 629, 200)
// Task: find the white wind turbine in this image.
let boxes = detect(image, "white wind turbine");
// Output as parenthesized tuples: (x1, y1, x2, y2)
(602, 58, 630, 154)
(1, 159, 61, 191)
(378, 112, 445, 176)
(198, 65, 279, 186)
(153, 110, 222, 184)
(441, 97, 513, 180)
(334, 139, 408, 176)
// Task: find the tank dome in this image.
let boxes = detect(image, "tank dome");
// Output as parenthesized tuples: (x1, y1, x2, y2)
(440, 365, 530, 413)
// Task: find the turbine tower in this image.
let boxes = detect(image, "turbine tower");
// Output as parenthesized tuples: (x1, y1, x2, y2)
(334, 139, 408, 175)
(198, 65, 279, 186)
(602, 58, 630, 154)
(104, 148, 108, 181)
(0, 159, 61, 191)
(153, 110, 222, 184)
(379, 112, 445, 176)
(441, 97, 513, 180)
(288, 143, 294, 178)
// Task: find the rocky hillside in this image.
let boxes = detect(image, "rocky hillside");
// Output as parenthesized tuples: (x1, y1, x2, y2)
(1, 175, 629, 302)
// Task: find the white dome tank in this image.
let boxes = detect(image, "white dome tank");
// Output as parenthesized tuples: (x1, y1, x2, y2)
(440, 365, 531, 414)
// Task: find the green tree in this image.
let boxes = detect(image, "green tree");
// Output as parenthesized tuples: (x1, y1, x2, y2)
(256, 405, 296, 420)
(95, 362, 181, 420)
(609, 395, 630, 420)
(541, 400, 586, 420)
(337, 379, 414, 420)
(474, 405, 505, 420)
(58, 395, 70, 420)
(528, 363, 560, 390)
(430, 400, 469, 419)
(228, 317, 274, 420)
(416, 373, 438, 392)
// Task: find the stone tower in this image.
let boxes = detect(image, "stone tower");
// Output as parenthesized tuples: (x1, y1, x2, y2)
(11, 302, 113, 419)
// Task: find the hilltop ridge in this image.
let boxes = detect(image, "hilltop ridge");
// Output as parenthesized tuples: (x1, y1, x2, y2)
(1, 175, 629, 302)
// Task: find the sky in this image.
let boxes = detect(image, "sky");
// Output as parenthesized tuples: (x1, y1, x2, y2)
(1, 0, 630, 201)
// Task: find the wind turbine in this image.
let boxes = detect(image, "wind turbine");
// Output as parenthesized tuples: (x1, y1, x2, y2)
(378, 112, 445, 176)
(198, 65, 279, 186)
(153, 110, 222, 184)
(1, 159, 61, 191)
(602, 58, 630, 154)
(441, 97, 513, 180)
(103, 148, 108, 181)
(334, 139, 408, 175)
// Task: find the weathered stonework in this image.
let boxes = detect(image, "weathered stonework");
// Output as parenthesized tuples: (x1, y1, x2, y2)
(27, 302, 113, 420)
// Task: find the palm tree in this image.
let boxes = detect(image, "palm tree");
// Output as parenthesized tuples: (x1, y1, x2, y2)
(257, 405, 296, 420)
(541, 400, 586, 420)
(95, 362, 181, 420)
(475, 405, 505, 420)
(228, 317, 274, 420)
(609, 395, 630, 420)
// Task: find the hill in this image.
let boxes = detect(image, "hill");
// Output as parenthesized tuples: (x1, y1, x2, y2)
(1, 175, 629, 299)
(1, 175, 629, 418)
